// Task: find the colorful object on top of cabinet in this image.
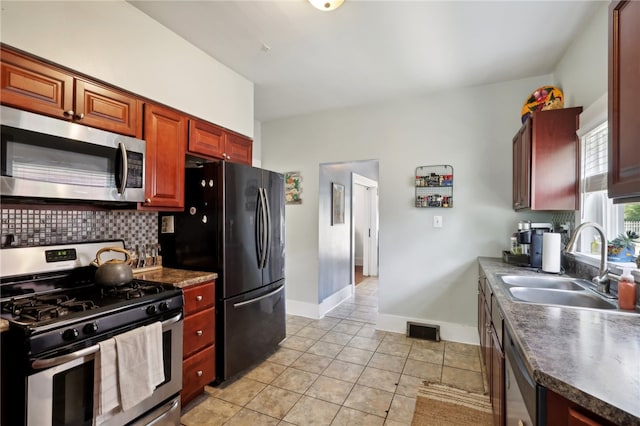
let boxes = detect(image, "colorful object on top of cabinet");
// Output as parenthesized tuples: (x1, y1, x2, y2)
(521, 86, 564, 123)
(415, 165, 453, 208)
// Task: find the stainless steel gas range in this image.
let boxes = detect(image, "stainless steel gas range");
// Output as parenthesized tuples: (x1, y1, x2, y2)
(0, 241, 183, 426)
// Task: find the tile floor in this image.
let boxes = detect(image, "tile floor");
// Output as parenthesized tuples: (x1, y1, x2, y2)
(181, 278, 486, 425)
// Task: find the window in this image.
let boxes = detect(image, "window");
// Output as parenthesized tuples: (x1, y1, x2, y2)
(577, 94, 639, 260)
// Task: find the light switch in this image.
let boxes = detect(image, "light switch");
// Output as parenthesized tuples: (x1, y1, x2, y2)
(433, 215, 443, 228)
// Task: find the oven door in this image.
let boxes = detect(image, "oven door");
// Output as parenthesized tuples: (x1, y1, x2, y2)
(25, 313, 182, 426)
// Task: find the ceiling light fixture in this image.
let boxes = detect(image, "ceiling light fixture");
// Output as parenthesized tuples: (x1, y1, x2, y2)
(308, 0, 344, 12)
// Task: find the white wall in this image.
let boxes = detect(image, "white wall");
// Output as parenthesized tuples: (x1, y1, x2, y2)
(262, 74, 554, 343)
(0, 1, 254, 137)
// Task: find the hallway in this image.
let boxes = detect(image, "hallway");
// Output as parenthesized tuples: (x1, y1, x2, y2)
(181, 277, 485, 425)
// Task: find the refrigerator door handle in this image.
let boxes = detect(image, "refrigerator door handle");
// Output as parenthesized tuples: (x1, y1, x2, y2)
(255, 189, 264, 268)
(262, 187, 271, 267)
(258, 187, 268, 268)
(232, 284, 285, 308)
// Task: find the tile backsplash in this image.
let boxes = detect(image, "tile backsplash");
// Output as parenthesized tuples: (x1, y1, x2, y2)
(0, 208, 157, 251)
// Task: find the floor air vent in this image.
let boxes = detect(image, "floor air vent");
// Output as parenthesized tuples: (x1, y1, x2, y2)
(406, 322, 440, 341)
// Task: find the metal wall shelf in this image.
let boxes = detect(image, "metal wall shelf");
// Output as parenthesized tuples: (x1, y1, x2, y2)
(415, 165, 453, 208)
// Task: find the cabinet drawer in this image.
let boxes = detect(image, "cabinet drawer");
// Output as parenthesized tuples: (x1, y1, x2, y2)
(183, 281, 215, 315)
(183, 307, 215, 358)
(182, 344, 215, 406)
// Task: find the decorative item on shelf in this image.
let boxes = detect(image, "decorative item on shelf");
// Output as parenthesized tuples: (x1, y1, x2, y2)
(415, 165, 454, 208)
(607, 231, 638, 262)
(520, 85, 564, 124)
(285, 171, 302, 205)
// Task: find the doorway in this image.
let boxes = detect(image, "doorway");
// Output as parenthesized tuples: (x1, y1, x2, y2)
(352, 173, 378, 286)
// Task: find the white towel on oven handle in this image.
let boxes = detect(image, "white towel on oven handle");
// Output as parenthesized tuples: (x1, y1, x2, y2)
(145, 321, 165, 387)
(93, 337, 120, 425)
(115, 322, 165, 411)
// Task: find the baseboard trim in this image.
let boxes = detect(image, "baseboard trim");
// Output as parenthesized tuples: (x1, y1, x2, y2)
(285, 299, 321, 319)
(286, 285, 354, 320)
(377, 313, 479, 345)
(319, 285, 354, 317)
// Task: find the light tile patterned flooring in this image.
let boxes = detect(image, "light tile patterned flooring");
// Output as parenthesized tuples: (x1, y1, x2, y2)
(181, 278, 486, 425)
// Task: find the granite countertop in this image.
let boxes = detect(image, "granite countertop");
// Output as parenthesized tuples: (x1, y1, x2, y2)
(478, 257, 640, 424)
(133, 267, 217, 289)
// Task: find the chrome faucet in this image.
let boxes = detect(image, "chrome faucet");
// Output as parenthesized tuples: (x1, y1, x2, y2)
(565, 222, 610, 294)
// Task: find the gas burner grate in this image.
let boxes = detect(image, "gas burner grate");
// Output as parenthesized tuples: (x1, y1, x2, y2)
(3, 297, 98, 322)
(101, 281, 165, 300)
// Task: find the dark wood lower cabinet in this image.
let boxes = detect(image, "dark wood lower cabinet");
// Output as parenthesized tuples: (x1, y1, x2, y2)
(478, 274, 504, 426)
(181, 281, 216, 407)
(547, 389, 616, 426)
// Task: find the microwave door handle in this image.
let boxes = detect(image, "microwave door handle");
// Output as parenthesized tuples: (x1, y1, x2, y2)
(31, 313, 182, 370)
(32, 344, 100, 370)
(117, 142, 128, 195)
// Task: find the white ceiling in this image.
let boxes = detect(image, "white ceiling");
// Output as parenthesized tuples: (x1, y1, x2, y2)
(129, 1, 601, 123)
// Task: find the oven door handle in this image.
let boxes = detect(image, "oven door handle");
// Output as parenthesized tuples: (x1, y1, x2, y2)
(31, 312, 183, 370)
(32, 344, 100, 370)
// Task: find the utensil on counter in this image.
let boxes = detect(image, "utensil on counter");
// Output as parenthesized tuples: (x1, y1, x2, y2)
(92, 246, 134, 286)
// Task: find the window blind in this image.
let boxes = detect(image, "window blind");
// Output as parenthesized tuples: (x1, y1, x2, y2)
(582, 122, 608, 192)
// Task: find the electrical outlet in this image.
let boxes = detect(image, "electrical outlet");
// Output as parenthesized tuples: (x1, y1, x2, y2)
(161, 216, 175, 233)
(433, 215, 443, 228)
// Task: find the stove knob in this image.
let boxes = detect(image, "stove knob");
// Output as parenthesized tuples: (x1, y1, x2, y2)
(146, 305, 157, 315)
(62, 328, 79, 341)
(83, 323, 99, 335)
(159, 302, 170, 311)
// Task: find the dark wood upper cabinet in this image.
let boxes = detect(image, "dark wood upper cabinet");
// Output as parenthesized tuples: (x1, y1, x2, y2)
(1, 46, 142, 137)
(189, 119, 225, 159)
(608, 0, 640, 201)
(225, 132, 252, 166)
(188, 118, 253, 166)
(143, 103, 187, 209)
(512, 107, 582, 211)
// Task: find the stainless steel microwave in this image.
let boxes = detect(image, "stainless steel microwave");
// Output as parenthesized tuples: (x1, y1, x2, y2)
(1, 105, 146, 203)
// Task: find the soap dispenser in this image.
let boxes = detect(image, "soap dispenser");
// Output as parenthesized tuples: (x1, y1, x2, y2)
(618, 268, 637, 310)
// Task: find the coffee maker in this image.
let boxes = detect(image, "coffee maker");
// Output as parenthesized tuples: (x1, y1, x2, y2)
(516, 222, 553, 268)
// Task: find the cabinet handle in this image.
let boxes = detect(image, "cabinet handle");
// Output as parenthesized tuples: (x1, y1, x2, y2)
(196, 330, 203, 336)
(196, 370, 203, 377)
(145, 198, 151, 204)
(75, 113, 85, 120)
(196, 295, 203, 302)
(63, 110, 75, 117)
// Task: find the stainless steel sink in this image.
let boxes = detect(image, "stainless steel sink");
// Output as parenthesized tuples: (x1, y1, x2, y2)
(499, 275, 585, 291)
(508, 287, 618, 310)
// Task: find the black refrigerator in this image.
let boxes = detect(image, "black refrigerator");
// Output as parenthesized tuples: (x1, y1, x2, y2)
(159, 161, 286, 382)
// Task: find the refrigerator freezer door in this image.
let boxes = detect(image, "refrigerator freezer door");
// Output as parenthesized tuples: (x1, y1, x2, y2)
(222, 280, 286, 379)
(222, 162, 263, 299)
(262, 170, 285, 286)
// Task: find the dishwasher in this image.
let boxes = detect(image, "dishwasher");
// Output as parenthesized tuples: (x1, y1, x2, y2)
(505, 326, 547, 426)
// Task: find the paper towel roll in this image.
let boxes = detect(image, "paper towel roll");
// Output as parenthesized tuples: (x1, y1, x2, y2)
(542, 233, 561, 273)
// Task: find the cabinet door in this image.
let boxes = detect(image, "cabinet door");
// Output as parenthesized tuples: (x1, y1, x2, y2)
(75, 79, 142, 137)
(225, 133, 253, 165)
(0, 48, 74, 119)
(143, 103, 187, 208)
(188, 119, 225, 159)
(513, 120, 532, 210)
(478, 283, 488, 368)
(609, 0, 640, 201)
(530, 108, 581, 210)
(490, 330, 505, 426)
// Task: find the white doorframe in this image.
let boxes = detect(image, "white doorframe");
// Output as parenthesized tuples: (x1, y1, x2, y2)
(351, 173, 379, 285)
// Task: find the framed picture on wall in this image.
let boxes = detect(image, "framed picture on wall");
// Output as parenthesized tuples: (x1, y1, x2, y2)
(332, 182, 345, 225)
